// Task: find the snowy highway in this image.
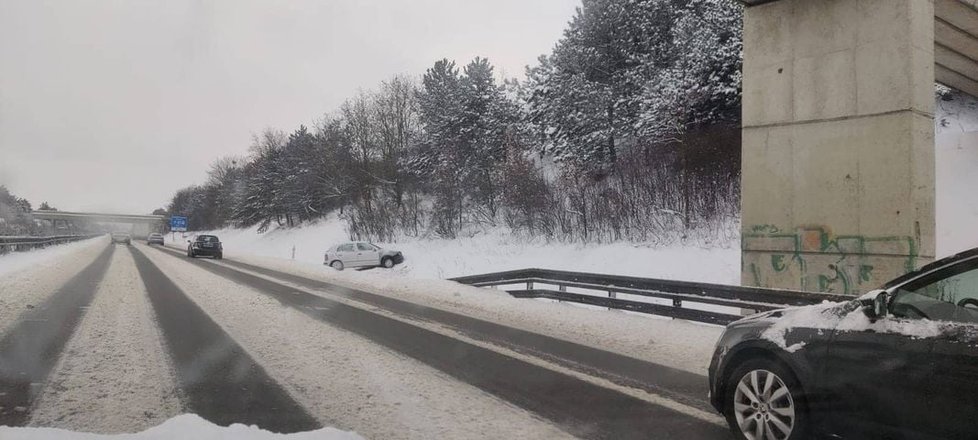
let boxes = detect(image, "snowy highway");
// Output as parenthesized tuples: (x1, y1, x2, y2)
(0, 238, 731, 439)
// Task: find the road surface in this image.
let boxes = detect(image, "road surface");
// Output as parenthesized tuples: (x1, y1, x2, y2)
(0, 238, 732, 439)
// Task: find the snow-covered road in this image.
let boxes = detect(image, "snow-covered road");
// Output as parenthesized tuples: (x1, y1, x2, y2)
(0, 239, 730, 439)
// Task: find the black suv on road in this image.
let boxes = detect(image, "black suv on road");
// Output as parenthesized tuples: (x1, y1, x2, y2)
(710, 248, 978, 440)
(187, 234, 223, 259)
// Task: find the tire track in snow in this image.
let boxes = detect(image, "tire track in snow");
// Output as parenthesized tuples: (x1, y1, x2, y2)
(128, 246, 320, 434)
(0, 243, 114, 426)
(141, 243, 574, 440)
(213, 255, 713, 413)
(149, 246, 730, 440)
(28, 246, 182, 432)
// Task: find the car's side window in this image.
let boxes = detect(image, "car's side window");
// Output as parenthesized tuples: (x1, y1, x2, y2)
(891, 257, 978, 324)
(338, 244, 354, 252)
(357, 243, 373, 251)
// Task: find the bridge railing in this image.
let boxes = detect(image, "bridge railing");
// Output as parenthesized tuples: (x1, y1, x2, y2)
(451, 268, 851, 325)
(0, 234, 102, 255)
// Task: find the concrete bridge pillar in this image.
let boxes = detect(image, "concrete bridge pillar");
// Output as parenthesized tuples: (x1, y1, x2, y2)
(741, 0, 936, 294)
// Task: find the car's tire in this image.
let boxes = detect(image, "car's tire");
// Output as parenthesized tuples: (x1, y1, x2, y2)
(958, 298, 978, 309)
(215, 253, 223, 260)
(382, 257, 394, 268)
(724, 357, 808, 440)
(330, 260, 344, 271)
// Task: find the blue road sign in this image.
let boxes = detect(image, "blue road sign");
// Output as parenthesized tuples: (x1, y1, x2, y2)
(170, 216, 188, 232)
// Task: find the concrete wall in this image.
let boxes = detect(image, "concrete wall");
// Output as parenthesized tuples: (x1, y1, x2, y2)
(742, 0, 936, 294)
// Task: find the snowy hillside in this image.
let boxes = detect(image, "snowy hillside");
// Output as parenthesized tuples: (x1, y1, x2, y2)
(184, 217, 741, 284)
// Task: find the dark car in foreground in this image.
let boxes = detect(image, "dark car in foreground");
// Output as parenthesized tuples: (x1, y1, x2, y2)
(710, 248, 978, 440)
(187, 234, 223, 259)
(146, 232, 164, 245)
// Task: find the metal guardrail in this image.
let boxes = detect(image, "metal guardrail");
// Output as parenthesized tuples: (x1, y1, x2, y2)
(451, 268, 852, 325)
(0, 234, 102, 255)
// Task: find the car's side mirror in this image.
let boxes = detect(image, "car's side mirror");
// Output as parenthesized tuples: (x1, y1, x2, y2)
(869, 291, 889, 319)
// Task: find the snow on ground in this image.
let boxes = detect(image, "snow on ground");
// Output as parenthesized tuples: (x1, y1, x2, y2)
(30, 247, 182, 433)
(139, 244, 574, 440)
(1, 414, 362, 440)
(0, 236, 105, 278)
(0, 236, 107, 339)
(207, 249, 725, 376)
(186, 217, 740, 284)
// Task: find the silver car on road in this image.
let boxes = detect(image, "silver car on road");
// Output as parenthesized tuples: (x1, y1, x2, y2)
(324, 242, 404, 270)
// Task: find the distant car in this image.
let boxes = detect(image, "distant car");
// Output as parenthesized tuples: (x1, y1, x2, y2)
(187, 234, 222, 259)
(709, 247, 978, 440)
(110, 232, 131, 245)
(324, 242, 403, 270)
(146, 233, 164, 245)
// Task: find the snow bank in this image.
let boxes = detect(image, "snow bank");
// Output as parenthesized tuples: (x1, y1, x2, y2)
(0, 414, 362, 439)
(191, 217, 740, 284)
(0, 236, 108, 339)
(0, 236, 105, 278)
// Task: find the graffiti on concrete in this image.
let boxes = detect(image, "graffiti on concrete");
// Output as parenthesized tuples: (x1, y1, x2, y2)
(744, 226, 918, 295)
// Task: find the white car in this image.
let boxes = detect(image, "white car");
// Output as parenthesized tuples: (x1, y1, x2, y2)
(324, 242, 404, 270)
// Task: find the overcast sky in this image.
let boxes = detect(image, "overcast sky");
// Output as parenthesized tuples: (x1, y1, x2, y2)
(0, 0, 579, 214)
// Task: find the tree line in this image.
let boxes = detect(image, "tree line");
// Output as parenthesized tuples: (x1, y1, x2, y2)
(167, 0, 743, 244)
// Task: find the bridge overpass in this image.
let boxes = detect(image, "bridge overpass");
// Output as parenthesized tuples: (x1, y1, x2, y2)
(31, 210, 165, 237)
(738, 0, 978, 294)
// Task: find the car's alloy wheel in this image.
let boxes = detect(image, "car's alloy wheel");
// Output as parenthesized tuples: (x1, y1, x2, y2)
(733, 369, 795, 440)
(331, 260, 344, 270)
(382, 257, 394, 268)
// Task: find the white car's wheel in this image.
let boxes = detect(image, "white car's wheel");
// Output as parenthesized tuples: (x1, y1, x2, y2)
(330, 260, 344, 271)
(382, 257, 394, 268)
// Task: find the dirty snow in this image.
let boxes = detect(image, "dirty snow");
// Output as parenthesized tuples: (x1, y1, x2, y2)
(0, 236, 108, 338)
(1, 414, 362, 440)
(139, 244, 574, 440)
(29, 246, 183, 433)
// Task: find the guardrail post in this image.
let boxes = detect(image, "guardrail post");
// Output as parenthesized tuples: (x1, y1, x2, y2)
(526, 281, 533, 290)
